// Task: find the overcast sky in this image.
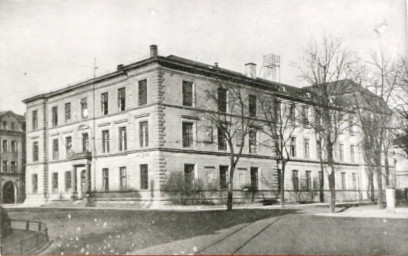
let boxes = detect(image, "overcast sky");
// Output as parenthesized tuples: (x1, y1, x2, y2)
(0, 0, 406, 115)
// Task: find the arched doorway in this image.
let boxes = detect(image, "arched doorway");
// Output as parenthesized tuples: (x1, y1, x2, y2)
(2, 181, 16, 204)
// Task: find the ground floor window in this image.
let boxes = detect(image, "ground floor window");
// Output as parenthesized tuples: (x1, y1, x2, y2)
(65, 171, 71, 191)
(352, 173, 357, 190)
(219, 165, 228, 189)
(341, 172, 346, 190)
(184, 164, 195, 188)
(292, 170, 299, 191)
(120, 167, 127, 190)
(250, 167, 258, 190)
(52, 172, 58, 193)
(140, 164, 148, 189)
(32, 174, 38, 193)
(102, 168, 109, 191)
(305, 171, 312, 190)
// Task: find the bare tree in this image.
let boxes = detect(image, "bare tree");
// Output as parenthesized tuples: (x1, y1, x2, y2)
(298, 36, 355, 213)
(202, 82, 255, 211)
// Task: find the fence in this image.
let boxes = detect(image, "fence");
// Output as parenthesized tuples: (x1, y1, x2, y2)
(0, 219, 49, 255)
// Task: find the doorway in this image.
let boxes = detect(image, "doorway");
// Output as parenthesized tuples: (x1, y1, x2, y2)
(2, 181, 16, 204)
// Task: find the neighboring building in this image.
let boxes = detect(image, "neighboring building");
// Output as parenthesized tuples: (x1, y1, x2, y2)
(395, 149, 408, 189)
(0, 111, 25, 203)
(22, 45, 393, 206)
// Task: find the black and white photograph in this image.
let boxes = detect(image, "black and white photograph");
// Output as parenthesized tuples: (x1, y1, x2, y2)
(0, 0, 408, 255)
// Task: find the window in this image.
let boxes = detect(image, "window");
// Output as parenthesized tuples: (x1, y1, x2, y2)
(182, 122, 194, 148)
(118, 87, 126, 111)
(220, 165, 228, 189)
(339, 144, 344, 161)
(218, 87, 227, 112)
(2, 161, 8, 173)
(65, 102, 71, 122)
(120, 167, 127, 190)
(306, 171, 312, 190)
(140, 164, 148, 189)
(349, 115, 355, 135)
(289, 104, 296, 122)
(2, 140, 8, 152)
(341, 172, 346, 190)
(52, 138, 59, 160)
(352, 173, 357, 190)
(32, 174, 38, 193)
(33, 141, 39, 162)
(32, 110, 38, 130)
(274, 100, 281, 118)
(66, 136, 72, 157)
(290, 137, 296, 157)
(102, 130, 110, 153)
(218, 127, 227, 151)
(350, 145, 355, 163)
(138, 80, 147, 106)
(10, 161, 17, 173)
(52, 172, 58, 192)
(11, 141, 17, 153)
(102, 168, 109, 191)
(11, 122, 15, 130)
(249, 129, 257, 153)
(319, 171, 323, 188)
(65, 171, 71, 191)
(182, 81, 194, 107)
(52, 106, 58, 127)
(2, 121, 7, 129)
(82, 133, 89, 152)
(101, 92, 108, 115)
(81, 97, 88, 119)
(236, 129, 243, 146)
(316, 139, 321, 159)
(249, 95, 257, 117)
(304, 138, 310, 159)
(119, 127, 127, 151)
(204, 126, 213, 143)
(292, 170, 299, 191)
(139, 121, 149, 147)
(302, 106, 309, 125)
(184, 164, 195, 188)
(250, 167, 258, 190)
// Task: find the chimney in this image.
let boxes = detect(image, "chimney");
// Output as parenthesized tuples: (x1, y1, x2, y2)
(117, 64, 124, 71)
(150, 45, 158, 57)
(245, 63, 256, 78)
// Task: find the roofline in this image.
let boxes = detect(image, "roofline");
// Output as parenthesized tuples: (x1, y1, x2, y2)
(0, 110, 25, 122)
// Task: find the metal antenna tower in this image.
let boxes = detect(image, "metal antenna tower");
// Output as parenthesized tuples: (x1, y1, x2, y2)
(263, 53, 281, 82)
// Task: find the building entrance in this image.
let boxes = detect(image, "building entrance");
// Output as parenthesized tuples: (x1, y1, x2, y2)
(2, 181, 16, 204)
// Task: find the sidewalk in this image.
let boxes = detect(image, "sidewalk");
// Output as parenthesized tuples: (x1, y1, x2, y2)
(315, 205, 408, 219)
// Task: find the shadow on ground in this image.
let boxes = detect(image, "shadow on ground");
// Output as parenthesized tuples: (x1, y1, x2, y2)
(6, 207, 297, 255)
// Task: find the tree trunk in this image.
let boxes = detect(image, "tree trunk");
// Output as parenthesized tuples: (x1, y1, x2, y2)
(326, 139, 336, 213)
(226, 161, 236, 211)
(280, 164, 286, 208)
(384, 147, 390, 187)
(369, 171, 375, 202)
(376, 165, 384, 209)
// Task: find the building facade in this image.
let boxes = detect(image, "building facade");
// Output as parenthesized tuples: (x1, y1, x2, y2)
(0, 111, 25, 204)
(23, 45, 394, 206)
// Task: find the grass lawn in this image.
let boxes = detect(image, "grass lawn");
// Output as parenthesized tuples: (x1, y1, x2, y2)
(6, 208, 294, 255)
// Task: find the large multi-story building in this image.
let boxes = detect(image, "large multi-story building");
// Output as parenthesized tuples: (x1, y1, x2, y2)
(0, 111, 25, 204)
(22, 45, 394, 206)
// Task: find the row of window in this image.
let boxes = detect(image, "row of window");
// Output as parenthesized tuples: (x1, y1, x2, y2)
(1, 140, 18, 153)
(291, 170, 358, 190)
(1, 160, 18, 173)
(1, 121, 16, 130)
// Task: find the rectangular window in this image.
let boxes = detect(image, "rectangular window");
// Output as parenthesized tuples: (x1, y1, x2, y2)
(2, 121, 7, 129)
(304, 138, 310, 159)
(249, 95, 257, 117)
(182, 81, 194, 107)
(218, 127, 227, 151)
(10, 161, 17, 173)
(82, 133, 89, 152)
(290, 137, 296, 157)
(101, 92, 108, 115)
(219, 165, 228, 189)
(139, 121, 149, 147)
(11, 122, 15, 130)
(32, 174, 38, 193)
(184, 164, 195, 188)
(349, 115, 355, 135)
(11, 141, 17, 153)
(250, 167, 259, 190)
(302, 106, 309, 125)
(316, 139, 321, 159)
(52, 106, 58, 127)
(138, 80, 147, 106)
(306, 171, 312, 190)
(274, 100, 281, 118)
(118, 87, 126, 111)
(341, 172, 346, 190)
(204, 126, 213, 143)
(2, 140, 8, 152)
(249, 129, 257, 153)
(218, 87, 227, 113)
(140, 164, 148, 189)
(289, 104, 296, 122)
(120, 167, 127, 190)
(81, 97, 88, 119)
(236, 129, 243, 146)
(352, 173, 357, 190)
(33, 141, 39, 162)
(339, 144, 344, 161)
(350, 145, 355, 163)
(182, 122, 194, 148)
(2, 161, 8, 173)
(119, 127, 127, 151)
(65, 171, 71, 191)
(292, 170, 299, 191)
(65, 102, 71, 122)
(66, 136, 72, 157)
(52, 172, 58, 192)
(102, 130, 110, 153)
(32, 110, 38, 130)
(102, 168, 109, 191)
(52, 138, 59, 160)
